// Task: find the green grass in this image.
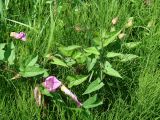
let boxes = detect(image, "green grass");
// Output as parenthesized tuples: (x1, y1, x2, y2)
(1, 0, 160, 119)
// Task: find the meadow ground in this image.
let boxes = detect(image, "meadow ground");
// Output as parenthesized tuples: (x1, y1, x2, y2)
(0, 0, 160, 120)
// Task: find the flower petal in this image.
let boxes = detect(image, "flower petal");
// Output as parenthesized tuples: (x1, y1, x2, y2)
(43, 76, 62, 92)
(10, 32, 26, 41)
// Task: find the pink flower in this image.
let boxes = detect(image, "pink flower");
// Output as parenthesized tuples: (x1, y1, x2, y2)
(42, 76, 62, 92)
(10, 32, 26, 41)
(42, 76, 82, 107)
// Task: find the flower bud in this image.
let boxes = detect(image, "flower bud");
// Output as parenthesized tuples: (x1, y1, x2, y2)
(147, 20, 155, 28)
(112, 17, 118, 25)
(118, 33, 126, 40)
(125, 17, 133, 28)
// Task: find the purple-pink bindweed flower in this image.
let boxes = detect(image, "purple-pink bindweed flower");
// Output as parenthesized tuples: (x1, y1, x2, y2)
(42, 76, 62, 92)
(10, 32, 26, 41)
(42, 76, 82, 107)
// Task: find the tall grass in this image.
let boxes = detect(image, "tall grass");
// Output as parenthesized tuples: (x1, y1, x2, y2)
(0, 0, 160, 119)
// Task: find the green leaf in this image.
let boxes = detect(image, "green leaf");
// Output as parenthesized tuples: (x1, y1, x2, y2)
(76, 54, 87, 64)
(93, 37, 101, 46)
(83, 94, 97, 106)
(66, 76, 76, 82)
(68, 75, 88, 88)
(65, 58, 76, 66)
(20, 66, 46, 77)
(104, 61, 112, 68)
(103, 30, 121, 47)
(122, 42, 141, 49)
(27, 55, 38, 66)
(51, 57, 68, 67)
(8, 49, 15, 65)
(84, 101, 103, 109)
(84, 47, 100, 55)
(59, 47, 72, 56)
(83, 94, 103, 108)
(40, 88, 53, 97)
(59, 45, 81, 56)
(104, 67, 122, 78)
(0, 0, 3, 19)
(72, 51, 82, 60)
(87, 58, 97, 72)
(64, 45, 81, 51)
(3, 42, 15, 63)
(83, 78, 104, 95)
(107, 52, 123, 58)
(0, 43, 6, 50)
(120, 54, 138, 62)
(43, 70, 49, 77)
(0, 50, 5, 60)
(10, 42, 15, 49)
(19, 65, 25, 72)
(106, 52, 138, 62)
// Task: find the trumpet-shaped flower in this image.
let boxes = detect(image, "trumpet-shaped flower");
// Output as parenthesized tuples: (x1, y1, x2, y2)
(42, 76, 82, 107)
(10, 32, 26, 41)
(42, 76, 62, 92)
